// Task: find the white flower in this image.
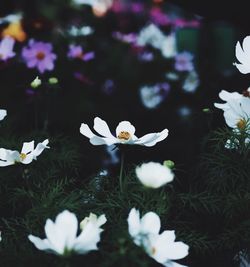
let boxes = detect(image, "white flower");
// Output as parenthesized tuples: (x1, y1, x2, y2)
(127, 208, 161, 246)
(136, 162, 174, 189)
(80, 117, 168, 147)
(182, 71, 200, 93)
(127, 208, 189, 267)
(0, 109, 7, 121)
(0, 37, 15, 61)
(234, 36, 250, 74)
(0, 231, 2, 242)
(161, 33, 177, 58)
(214, 90, 250, 130)
(68, 25, 94, 37)
(0, 139, 49, 167)
(139, 85, 164, 109)
(137, 24, 177, 58)
(137, 24, 165, 49)
(28, 210, 106, 256)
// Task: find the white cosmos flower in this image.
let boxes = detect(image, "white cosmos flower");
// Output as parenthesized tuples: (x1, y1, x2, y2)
(0, 139, 49, 167)
(127, 208, 161, 246)
(28, 210, 106, 256)
(80, 117, 168, 147)
(127, 208, 189, 267)
(0, 109, 7, 121)
(137, 24, 177, 58)
(136, 162, 174, 189)
(234, 36, 250, 74)
(214, 90, 250, 130)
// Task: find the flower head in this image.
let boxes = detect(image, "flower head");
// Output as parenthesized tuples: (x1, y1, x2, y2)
(234, 36, 250, 74)
(80, 117, 168, 147)
(68, 44, 95, 61)
(214, 90, 250, 130)
(0, 37, 15, 61)
(175, 52, 194, 72)
(182, 70, 199, 93)
(136, 162, 174, 189)
(28, 210, 106, 256)
(22, 40, 57, 73)
(139, 83, 170, 109)
(0, 109, 7, 121)
(0, 139, 49, 167)
(127, 208, 189, 267)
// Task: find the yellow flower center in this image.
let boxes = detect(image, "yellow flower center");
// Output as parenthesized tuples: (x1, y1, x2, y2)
(36, 51, 45, 60)
(117, 131, 131, 141)
(20, 153, 27, 161)
(237, 119, 247, 130)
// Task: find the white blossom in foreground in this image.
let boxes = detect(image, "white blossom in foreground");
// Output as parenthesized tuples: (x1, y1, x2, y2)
(214, 90, 250, 130)
(0, 109, 7, 121)
(234, 36, 250, 74)
(128, 208, 189, 267)
(136, 162, 174, 189)
(0, 139, 49, 167)
(80, 117, 168, 147)
(28, 210, 106, 256)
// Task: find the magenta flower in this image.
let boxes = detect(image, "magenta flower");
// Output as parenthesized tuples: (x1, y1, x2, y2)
(175, 52, 194, 72)
(22, 40, 57, 73)
(0, 37, 15, 61)
(68, 45, 95, 61)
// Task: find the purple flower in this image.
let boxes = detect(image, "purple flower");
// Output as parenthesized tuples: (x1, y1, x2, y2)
(68, 44, 95, 61)
(0, 37, 15, 61)
(22, 40, 57, 74)
(175, 52, 194, 72)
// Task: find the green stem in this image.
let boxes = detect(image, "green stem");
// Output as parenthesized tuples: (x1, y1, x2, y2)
(119, 152, 124, 192)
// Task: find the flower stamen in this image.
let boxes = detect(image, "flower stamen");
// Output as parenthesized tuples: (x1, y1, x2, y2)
(20, 153, 27, 161)
(36, 51, 45, 60)
(237, 119, 247, 130)
(117, 131, 131, 141)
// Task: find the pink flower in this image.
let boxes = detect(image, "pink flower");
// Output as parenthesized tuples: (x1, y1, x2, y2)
(0, 37, 15, 61)
(175, 52, 194, 72)
(22, 40, 57, 73)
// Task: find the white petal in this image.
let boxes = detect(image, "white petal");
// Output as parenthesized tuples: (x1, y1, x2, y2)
(235, 41, 246, 64)
(32, 139, 49, 158)
(94, 117, 114, 138)
(21, 141, 34, 154)
(137, 129, 169, 147)
(97, 214, 107, 227)
(141, 212, 161, 235)
(80, 123, 96, 138)
(21, 154, 34, 164)
(28, 235, 53, 252)
(116, 121, 136, 137)
(74, 222, 101, 254)
(0, 109, 7, 121)
(218, 90, 241, 101)
(90, 136, 117, 146)
(127, 208, 141, 238)
(242, 36, 250, 55)
(164, 261, 188, 267)
(54, 210, 78, 250)
(44, 219, 64, 254)
(234, 63, 250, 74)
